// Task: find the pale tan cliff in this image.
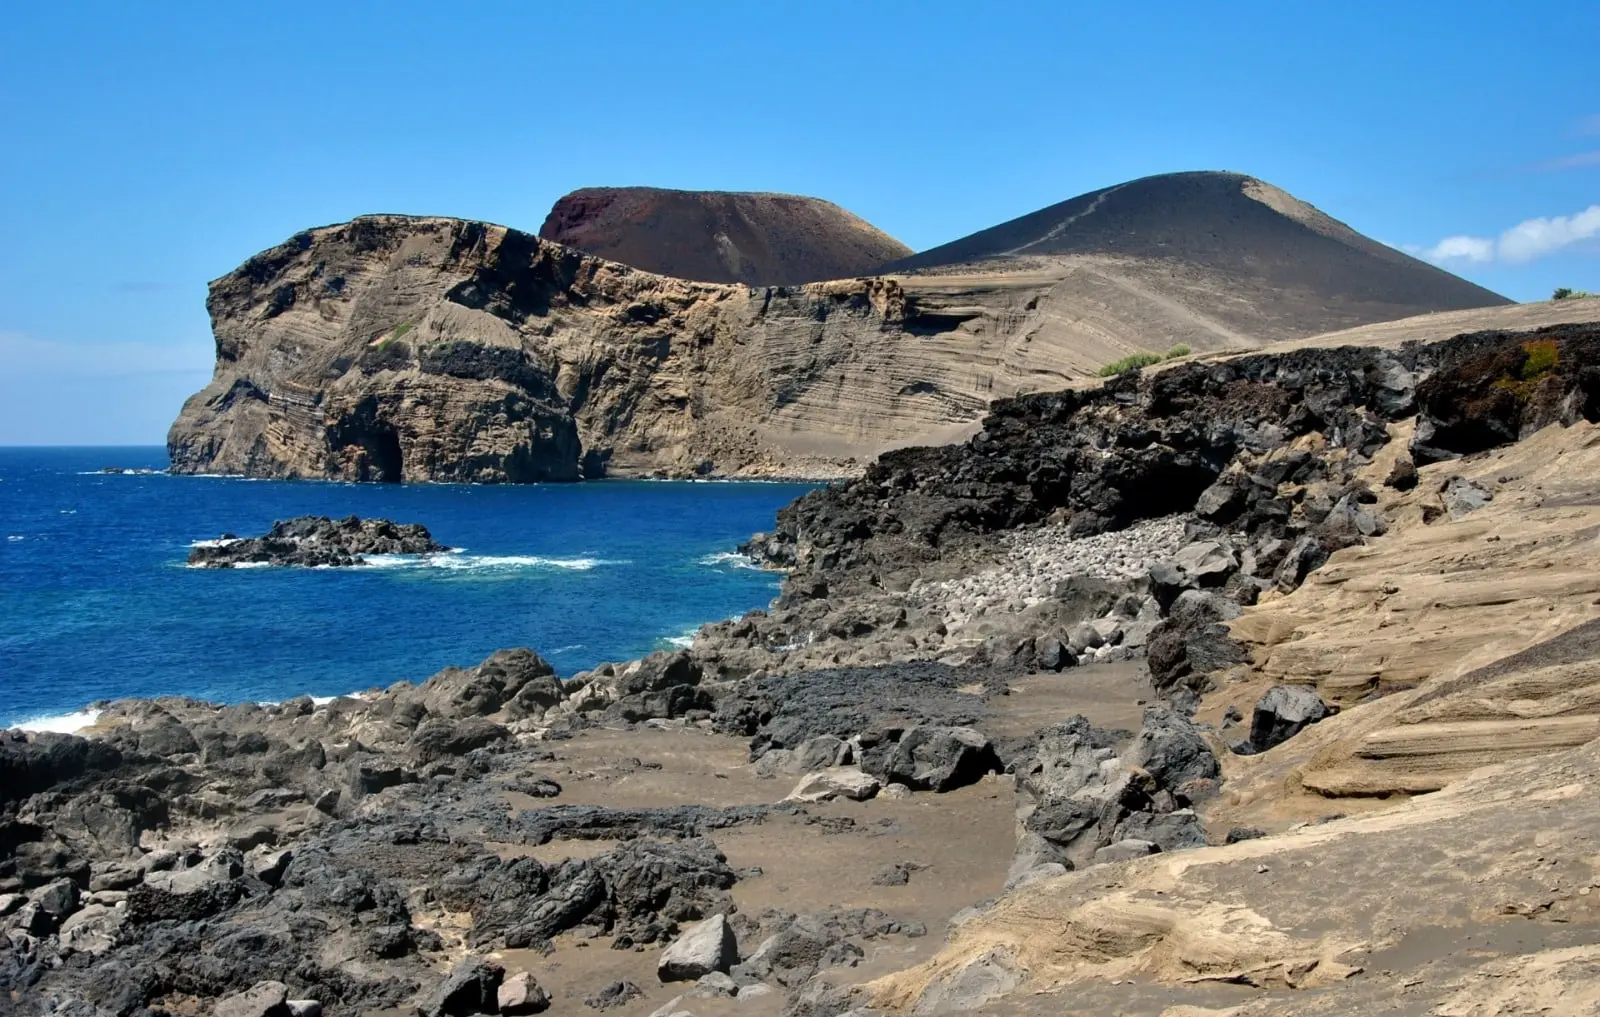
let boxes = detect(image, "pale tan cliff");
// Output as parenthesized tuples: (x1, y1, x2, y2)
(165, 215, 1308, 482)
(171, 216, 1196, 481)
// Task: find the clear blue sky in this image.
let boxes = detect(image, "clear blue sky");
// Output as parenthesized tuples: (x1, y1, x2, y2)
(2, 0, 1596, 444)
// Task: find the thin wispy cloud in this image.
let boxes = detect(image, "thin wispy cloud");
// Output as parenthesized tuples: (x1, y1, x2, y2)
(1416, 204, 1600, 265)
(1529, 151, 1600, 173)
(1420, 235, 1494, 263)
(0, 331, 213, 377)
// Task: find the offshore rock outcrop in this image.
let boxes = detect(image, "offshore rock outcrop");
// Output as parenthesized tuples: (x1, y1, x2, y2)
(186, 516, 445, 568)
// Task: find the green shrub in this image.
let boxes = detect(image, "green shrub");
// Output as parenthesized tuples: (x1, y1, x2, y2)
(1553, 288, 1595, 301)
(391, 322, 413, 340)
(1097, 352, 1164, 377)
(1164, 344, 1191, 360)
(1521, 339, 1560, 380)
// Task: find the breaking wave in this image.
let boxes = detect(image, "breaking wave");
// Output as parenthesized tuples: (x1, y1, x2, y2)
(12, 709, 102, 734)
(361, 552, 623, 572)
(698, 551, 763, 571)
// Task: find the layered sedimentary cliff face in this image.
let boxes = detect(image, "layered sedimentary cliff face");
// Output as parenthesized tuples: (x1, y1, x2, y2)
(170, 174, 1516, 484)
(168, 215, 945, 482)
(539, 187, 911, 287)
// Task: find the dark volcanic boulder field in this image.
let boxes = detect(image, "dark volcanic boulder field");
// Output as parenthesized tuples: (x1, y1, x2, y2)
(760, 323, 1600, 585)
(187, 515, 446, 568)
(697, 322, 1600, 692)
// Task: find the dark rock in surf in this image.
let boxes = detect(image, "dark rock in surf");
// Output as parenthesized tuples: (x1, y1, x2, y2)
(186, 515, 444, 568)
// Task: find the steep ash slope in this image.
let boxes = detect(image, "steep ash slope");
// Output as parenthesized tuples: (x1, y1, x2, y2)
(883, 171, 1508, 340)
(539, 187, 911, 286)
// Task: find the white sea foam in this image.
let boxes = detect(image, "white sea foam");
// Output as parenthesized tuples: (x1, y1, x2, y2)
(363, 552, 619, 572)
(13, 709, 102, 734)
(6, 535, 23, 542)
(698, 551, 763, 571)
(254, 693, 364, 709)
(189, 537, 243, 548)
(664, 632, 697, 649)
(182, 551, 621, 572)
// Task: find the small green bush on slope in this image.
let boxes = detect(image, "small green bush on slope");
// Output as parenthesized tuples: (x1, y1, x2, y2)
(1097, 345, 1193, 377)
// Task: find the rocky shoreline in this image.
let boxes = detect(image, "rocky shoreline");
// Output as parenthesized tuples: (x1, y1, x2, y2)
(7, 321, 1600, 1017)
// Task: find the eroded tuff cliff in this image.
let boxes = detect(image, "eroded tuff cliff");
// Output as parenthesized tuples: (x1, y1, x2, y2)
(539, 187, 911, 287)
(164, 214, 1287, 483)
(168, 215, 944, 481)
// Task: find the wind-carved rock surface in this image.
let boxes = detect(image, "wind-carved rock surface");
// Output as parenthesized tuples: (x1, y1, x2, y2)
(169, 173, 1516, 484)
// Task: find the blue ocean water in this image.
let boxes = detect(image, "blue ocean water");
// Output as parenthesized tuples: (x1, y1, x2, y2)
(0, 447, 815, 728)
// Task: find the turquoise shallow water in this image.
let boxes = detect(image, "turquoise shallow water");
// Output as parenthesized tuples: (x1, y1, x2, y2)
(0, 447, 814, 728)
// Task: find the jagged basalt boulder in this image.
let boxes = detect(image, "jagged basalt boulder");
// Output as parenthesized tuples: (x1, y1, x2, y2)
(1146, 591, 1251, 698)
(878, 727, 1002, 793)
(0, 732, 125, 807)
(420, 958, 503, 1017)
(1234, 685, 1333, 755)
(657, 913, 739, 982)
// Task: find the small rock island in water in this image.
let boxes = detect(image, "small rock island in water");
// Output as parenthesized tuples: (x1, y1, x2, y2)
(187, 515, 446, 569)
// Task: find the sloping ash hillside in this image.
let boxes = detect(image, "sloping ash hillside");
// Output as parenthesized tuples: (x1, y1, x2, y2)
(538, 187, 911, 287)
(884, 171, 1506, 318)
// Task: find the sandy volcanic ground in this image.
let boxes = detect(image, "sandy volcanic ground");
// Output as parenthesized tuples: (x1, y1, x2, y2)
(463, 664, 1154, 1017)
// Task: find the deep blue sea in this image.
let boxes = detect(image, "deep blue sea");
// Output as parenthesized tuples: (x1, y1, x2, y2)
(0, 447, 815, 729)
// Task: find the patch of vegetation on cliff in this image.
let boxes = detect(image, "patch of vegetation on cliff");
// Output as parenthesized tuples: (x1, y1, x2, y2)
(1553, 287, 1595, 300)
(1097, 345, 1193, 378)
(358, 339, 412, 373)
(1491, 339, 1561, 400)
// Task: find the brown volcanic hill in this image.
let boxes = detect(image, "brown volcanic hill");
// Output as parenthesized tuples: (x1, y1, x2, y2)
(881, 170, 1510, 333)
(538, 186, 911, 286)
